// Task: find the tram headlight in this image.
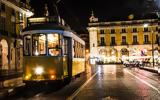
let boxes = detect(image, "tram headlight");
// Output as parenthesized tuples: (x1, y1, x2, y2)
(50, 75, 56, 80)
(35, 67, 44, 75)
(25, 74, 32, 80)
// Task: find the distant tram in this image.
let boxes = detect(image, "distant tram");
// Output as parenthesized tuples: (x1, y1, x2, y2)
(22, 17, 85, 83)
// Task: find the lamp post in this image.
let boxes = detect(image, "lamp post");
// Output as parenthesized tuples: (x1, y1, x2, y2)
(144, 23, 154, 67)
(151, 30, 154, 68)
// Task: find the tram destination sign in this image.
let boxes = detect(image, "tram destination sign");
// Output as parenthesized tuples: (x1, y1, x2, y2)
(28, 16, 60, 25)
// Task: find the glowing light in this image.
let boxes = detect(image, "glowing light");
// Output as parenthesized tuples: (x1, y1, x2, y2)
(39, 35, 46, 41)
(25, 75, 29, 80)
(158, 68, 160, 74)
(35, 50, 39, 56)
(86, 49, 89, 53)
(143, 23, 148, 27)
(50, 75, 55, 80)
(98, 66, 101, 73)
(26, 11, 34, 17)
(28, 17, 46, 23)
(48, 34, 58, 43)
(90, 58, 96, 64)
(25, 74, 31, 80)
(35, 67, 44, 75)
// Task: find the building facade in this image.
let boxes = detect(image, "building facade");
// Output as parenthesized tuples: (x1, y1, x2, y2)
(79, 33, 89, 50)
(0, 0, 33, 90)
(88, 13, 160, 65)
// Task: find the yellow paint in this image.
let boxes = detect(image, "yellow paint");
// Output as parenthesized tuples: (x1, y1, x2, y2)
(106, 33, 110, 45)
(23, 56, 63, 81)
(72, 58, 85, 76)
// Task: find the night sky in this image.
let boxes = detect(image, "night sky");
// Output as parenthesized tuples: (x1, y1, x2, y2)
(29, 0, 159, 33)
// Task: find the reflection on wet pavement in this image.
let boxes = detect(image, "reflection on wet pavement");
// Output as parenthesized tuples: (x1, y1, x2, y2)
(74, 65, 160, 100)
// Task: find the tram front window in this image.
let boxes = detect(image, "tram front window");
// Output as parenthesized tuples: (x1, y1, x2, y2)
(48, 33, 61, 56)
(32, 34, 46, 56)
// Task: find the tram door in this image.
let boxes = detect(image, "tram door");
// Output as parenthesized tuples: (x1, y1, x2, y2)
(64, 37, 72, 78)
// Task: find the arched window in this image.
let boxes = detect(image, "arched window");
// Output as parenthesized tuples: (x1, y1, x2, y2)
(110, 48, 117, 62)
(121, 48, 129, 56)
(99, 49, 107, 55)
(0, 39, 8, 70)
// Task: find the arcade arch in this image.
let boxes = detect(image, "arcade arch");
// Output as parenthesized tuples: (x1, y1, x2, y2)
(0, 39, 9, 70)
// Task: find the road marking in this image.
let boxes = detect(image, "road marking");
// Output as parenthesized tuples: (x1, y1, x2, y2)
(67, 71, 98, 100)
(125, 69, 160, 94)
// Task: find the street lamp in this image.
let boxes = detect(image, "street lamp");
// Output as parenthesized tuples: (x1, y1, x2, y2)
(151, 30, 155, 68)
(143, 23, 154, 67)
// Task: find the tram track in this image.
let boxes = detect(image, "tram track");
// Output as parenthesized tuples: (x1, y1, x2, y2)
(127, 67, 160, 84)
(125, 69, 160, 95)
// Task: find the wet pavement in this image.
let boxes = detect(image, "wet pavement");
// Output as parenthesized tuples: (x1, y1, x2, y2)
(3, 64, 160, 100)
(72, 65, 160, 100)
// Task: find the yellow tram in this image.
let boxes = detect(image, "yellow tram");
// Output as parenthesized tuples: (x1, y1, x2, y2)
(22, 17, 85, 83)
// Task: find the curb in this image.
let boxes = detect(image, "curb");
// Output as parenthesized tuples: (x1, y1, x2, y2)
(140, 67, 158, 73)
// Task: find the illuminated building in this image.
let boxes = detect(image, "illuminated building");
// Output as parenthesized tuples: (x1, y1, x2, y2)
(79, 32, 89, 50)
(87, 12, 160, 64)
(0, 0, 33, 91)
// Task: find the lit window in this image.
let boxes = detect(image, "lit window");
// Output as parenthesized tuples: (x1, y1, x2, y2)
(19, 13, 23, 20)
(48, 33, 61, 56)
(63, 38, 68, 55)
(32, 34, 46, 56)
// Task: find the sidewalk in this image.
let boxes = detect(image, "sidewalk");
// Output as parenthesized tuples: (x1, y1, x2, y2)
(0, 83, 25, 99)
(0, 87, 15, 99)
(140, 66, 159, 74)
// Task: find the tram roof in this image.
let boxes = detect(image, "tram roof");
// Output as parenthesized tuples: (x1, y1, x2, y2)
(22, 23, 85, 45)
(23, 23, 72, 32)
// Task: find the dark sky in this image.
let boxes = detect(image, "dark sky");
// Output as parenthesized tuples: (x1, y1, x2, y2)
(29, 0, 158, 33)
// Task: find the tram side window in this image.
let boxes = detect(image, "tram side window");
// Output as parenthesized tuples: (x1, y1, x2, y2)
(82, 45, 85, 58)
(63, 38, 68, 55)
(48, 33, 61, 56)
(73, 41, 77, 58)
(32, 34, 46, 56)
(73, 40, 85, 58)
(24, 35, 31, 56)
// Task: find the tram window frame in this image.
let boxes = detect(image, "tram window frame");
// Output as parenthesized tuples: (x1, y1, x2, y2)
(73, 40, 84, 58)
(63, 38, 68, 55)
(47, 33, 62, 56)
(23, 35, 31, 56)
(73, 40, 77, 58)
(32, 33, 47, 56)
